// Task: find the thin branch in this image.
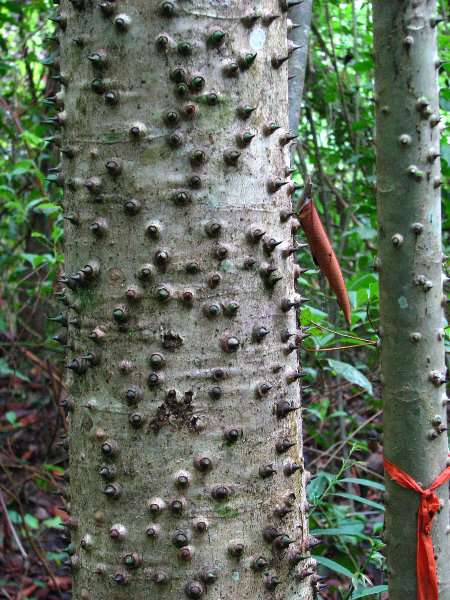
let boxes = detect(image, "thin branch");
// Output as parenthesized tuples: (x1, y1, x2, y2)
(310, 319, 376, 343)
(324, 2, 354, 144)
(0, 491, 28, 560)
(320, 410, 383, 470)
(336, 0, 361, 262)
(304, 104, 331, 232)
(304, 341, 377, 352)
(0, 467, 64, 600)
(310, 22, 333, 58)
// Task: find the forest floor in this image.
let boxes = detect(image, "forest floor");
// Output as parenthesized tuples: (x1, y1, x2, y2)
(0, 340, 70, 600)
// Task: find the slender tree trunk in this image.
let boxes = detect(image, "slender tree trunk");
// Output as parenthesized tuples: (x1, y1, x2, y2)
(57, 1, 314, 598)
(373, 2, 449, 599)
(287, 0, 313, 164)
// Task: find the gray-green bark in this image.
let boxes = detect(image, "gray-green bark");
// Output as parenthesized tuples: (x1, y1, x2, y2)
(373, 2, 449, 598)
(56, 1, 314, 598)
(288, 0, 313, 161)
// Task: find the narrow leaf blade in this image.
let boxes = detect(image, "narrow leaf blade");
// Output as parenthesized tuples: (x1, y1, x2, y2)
(340, 477, 385, 491)
(332, 492, 385, 512)
(352, 585, 389, 598)
(327, 358, 373, 395)
(311, 555, 354, 579)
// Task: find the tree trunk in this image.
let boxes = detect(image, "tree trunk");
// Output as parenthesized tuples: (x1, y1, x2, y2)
(287, 0, 313, 163)
(57, 1, 314, 598)
(373, 2, 449, 599)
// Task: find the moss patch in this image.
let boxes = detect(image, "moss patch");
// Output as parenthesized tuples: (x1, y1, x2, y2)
(76, 288, 103, 312)
(214, 504, 238, 519)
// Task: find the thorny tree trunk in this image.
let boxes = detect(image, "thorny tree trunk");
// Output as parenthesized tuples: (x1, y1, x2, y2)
(55, 1, 316, 599)
(373, 1, 449, 599)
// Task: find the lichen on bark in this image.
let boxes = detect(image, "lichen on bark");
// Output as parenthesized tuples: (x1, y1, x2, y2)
(57, 1, 313, 598)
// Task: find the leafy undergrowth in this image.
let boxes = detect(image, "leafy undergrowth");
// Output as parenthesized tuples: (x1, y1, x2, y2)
(300, 314, 388, 600)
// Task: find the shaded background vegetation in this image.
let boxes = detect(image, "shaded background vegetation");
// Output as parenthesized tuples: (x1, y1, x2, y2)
(0, 0, 448, 598)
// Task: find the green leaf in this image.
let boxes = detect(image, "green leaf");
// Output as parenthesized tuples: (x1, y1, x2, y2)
(21, 253, 49, 268)
(310, 527, 370, 540)
(327, 359, 373, 395)
(0, 1, 23, 13)
(0, 358, 30, 382)
(9, 510, 40, 530)
(315, 333, 336, 348)
(306, 472, 333, 503)
(353, 59, 374, 73)
(37, 203, 60, 216)
(352, 585, 389, 598)
(305, 406, 326, 422)
(339, 477, 385, 491)
(357, 287, 369, 308)
(329, 410, 348, 418)
(348, 273, 378, 292)
(42, 463, 64, 473)
(25, 198, 46, 213)
(10, 160, 38, 177)
(369, 281, 379, 300)
(7, 510, 21, 524)
(39, 50, 59, 66)
(43, 516, 62, 529)
(300, 307, 312, 326)
(307, 305, 328, 319)
(351, 120, 370, 132)
(311, 555, 354, 579)
(24, 513, 39, 529)
(440, 97, 450, 112)
(331, 492, 385, 512)
(348, 290, 357, 309)
(21, 130, 42, 147)
(0, 185, 15, 199)
(5, 411, 17, 425)
(441, 142, 450, 168)
(5, 200, 25, 215)
(348, 225, 377, 240)
(47, 551, 67, 561)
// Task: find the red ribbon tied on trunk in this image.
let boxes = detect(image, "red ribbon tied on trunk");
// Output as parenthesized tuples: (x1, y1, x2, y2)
(383, 455, 450, 600)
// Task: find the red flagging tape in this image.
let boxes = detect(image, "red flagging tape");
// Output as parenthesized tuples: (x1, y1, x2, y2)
(383, 454, 450, 600)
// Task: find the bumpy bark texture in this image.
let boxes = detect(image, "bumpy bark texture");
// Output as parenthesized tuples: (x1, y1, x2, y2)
(57, 1, 314, 599)
(373, 2, 449, 599)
